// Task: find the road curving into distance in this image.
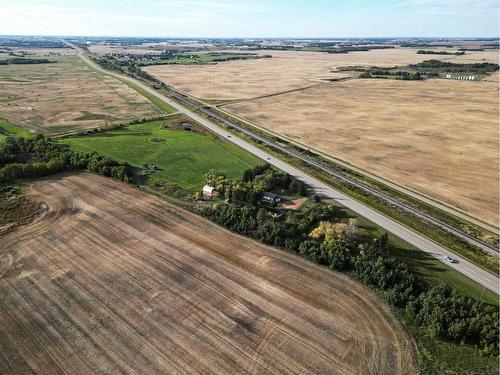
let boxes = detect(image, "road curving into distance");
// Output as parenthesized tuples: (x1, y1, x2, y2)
(66, 41, 499, 294)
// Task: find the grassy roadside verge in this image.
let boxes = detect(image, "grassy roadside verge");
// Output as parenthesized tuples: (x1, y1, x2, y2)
(118, 78, 178, 114)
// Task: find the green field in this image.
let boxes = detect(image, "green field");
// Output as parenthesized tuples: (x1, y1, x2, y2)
(59, 118, 262, 191)
(0, 119, 32, 141)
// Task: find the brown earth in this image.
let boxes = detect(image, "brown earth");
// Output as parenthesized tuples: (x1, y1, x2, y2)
(0, 54, 160, 133)
(143, 48, 499, 100)
(0, 173, 416, 374)
(0, 187, 45, 236)
(224, 74, 500, 226)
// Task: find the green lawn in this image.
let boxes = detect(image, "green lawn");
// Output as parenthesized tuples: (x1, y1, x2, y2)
(0, 119, 32, 141)
(59, 119, 262, 191)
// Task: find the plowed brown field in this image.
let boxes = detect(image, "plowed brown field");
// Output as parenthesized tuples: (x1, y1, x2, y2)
(0, 173, 416, 374)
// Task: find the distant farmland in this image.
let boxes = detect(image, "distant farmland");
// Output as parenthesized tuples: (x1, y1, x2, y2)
(224, 73, 500, 226)
(0, 52, 160, 134)
(143, 48, 499, 100)
(0, 173, 417, 374)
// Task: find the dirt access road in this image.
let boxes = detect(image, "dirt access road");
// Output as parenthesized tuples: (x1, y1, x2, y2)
(0, 173, 416, 374)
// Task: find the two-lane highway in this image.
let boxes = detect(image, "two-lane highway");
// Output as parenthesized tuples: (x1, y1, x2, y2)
(67, 41, 499, 294)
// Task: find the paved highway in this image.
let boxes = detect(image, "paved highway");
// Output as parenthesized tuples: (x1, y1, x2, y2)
(68, 42, 499, 294)
(198, 104, 498, 255)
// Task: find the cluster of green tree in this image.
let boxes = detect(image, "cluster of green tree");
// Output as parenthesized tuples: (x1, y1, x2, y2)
(457, 48, 484, 51)
(410, 60, 499, 73)
(406, 285, 499, 356)
(204, 170, 265, 205)
(202, 198, 499, 355)
(201, 166, 499, 356)
(243, 164, 306, 195)
(359, 69, 432, 80)
(328, 45, 395, 54)
(93, 57, 123, 72)
(0, 135, 133, 183)
(0, 39, 69, 48)
(0, 58, 53, 65)
(417, 50, 465, 55)
(400, 43, 453, 48)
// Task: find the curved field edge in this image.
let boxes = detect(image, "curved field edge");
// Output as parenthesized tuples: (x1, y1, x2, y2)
(0, 173, 417, 375)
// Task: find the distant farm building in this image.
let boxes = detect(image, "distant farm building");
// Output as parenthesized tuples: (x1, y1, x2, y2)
(445, 74, 475, 80)
(262, 192, 281, 204)
(202, 185, 217, 199)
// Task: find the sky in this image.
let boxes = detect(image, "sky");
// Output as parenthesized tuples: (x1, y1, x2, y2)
(0, 0, 498, 38)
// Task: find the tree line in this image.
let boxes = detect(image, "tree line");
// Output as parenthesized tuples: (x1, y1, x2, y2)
(200, 165, 499, 356)
(0, 135, 133, 183)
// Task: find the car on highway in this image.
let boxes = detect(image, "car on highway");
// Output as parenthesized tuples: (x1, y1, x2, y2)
(444, 255, 456, 263)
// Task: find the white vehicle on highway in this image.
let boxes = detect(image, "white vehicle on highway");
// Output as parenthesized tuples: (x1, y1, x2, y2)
(444, 255, 456, 264)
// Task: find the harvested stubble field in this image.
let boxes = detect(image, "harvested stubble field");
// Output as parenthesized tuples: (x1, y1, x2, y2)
(143, 48, 499, 100)
(0, 173, 416, 374)
(224, 73, 500, 226)
(0, 53, 160, 133)
(88, 41, 214, 55)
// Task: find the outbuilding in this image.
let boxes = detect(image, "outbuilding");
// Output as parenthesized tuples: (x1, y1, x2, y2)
(262, 192, 281, 204)
(202, 185, 217, 199)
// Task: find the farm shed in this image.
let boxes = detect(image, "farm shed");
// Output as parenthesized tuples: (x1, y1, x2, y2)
(203, 185, 217, 199)
(262, 192, 281, 203)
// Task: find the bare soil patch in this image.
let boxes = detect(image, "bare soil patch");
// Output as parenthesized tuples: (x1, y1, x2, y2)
(282, 197, 308, 210)
(144, 48, 499, 100)
(225, 74, 499, 226)
(0, 186, 45, 236)
(0, 54, 160, 133)
(0, 173, 416, 374)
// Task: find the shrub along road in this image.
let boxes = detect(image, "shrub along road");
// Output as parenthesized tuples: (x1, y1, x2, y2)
(66, 41, 499, 294)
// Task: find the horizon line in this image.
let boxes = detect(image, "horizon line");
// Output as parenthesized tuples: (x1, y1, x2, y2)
(0, 34, 498, 40)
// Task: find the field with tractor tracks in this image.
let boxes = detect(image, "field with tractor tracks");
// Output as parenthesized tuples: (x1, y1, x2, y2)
(0, 173, 416, 375)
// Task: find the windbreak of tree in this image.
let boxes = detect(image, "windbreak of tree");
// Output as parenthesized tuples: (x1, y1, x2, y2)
(0, 135, 133, 183)
(360, 69, 429, 80)
(200, 165, 499, 357)
(409, 60, 499, 73)
(0, 58, 53, 65)
(417, 50, 465, 55)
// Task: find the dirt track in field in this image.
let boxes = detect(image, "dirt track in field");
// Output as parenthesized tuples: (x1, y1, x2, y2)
(0, 173, 416, 374)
